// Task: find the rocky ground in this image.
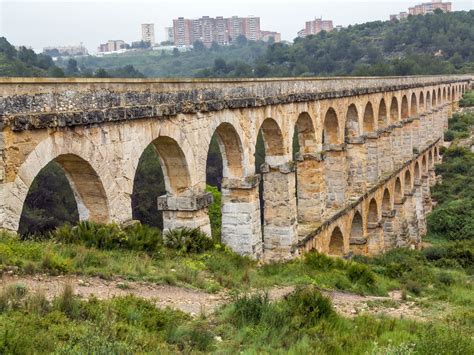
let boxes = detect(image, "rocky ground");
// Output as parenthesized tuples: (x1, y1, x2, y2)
(0, 274, 426, 320)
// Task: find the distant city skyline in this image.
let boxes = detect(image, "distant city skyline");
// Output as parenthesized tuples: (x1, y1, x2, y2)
(1, 0, 472, 53)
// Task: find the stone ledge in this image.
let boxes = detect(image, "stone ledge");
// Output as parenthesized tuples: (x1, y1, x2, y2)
(261, 161, 296, 174)
(157, 192, 213, 211)
(295, 152, 324, 162)
(349, 237, 367, 245)
(222, 175, 260, 189)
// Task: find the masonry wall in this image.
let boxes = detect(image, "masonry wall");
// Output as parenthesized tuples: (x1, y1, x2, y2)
(0, 76, 471, 261)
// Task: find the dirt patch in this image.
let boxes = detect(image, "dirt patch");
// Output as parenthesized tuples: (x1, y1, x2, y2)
(1, 275, 425, 320)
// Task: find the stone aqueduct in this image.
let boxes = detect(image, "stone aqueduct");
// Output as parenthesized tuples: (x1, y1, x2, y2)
(0, 76, 471, 261)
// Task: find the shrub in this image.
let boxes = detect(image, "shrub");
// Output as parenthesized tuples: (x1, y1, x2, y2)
(54, 283, 80, 319)
(347, 263, 376, 286)
(427, 200, 474, 241)
(0, 283, 28, 312)
(164, 227, 214, 253)
(404, 279, 422, 296)
(230, 291, 270, 326)
(284, 286, 334, 327)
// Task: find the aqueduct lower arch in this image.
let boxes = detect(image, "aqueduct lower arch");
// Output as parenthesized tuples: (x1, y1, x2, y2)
(0, 75, 471, 261)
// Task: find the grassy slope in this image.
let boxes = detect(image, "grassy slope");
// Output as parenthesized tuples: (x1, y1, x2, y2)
(0, 93, 473, 353)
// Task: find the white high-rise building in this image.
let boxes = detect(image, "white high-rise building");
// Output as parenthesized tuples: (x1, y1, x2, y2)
(141, 23, 155, 44)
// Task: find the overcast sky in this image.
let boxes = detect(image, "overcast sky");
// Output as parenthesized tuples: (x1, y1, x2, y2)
(1, 0, 472, 53)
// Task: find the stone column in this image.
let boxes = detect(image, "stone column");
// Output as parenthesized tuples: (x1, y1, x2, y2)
(419, 113, 427, 149)
(367, 220, 383, 255)
(345, 137, 367, 199)
(382, 209, 396, 251)
(421, 173, 432, 214)
(220, 176, 263, 258)
(428, 166, 436, 187)
(379, 129, 393, 176)
(295, 152, 325, 239)
(410, 117, 420, 154)
(365, 133, 380, 187)
(158, 192, 213, 236)
(413, 181, 427, 237)
(391, 124, 403, 168)
(261, 162, 298, 261)
(401, 120, 413, 162)
(323, 144, 347, 214)
(403, 190, 419, 248)
(349, 236, 367, 256)
(394, 199, 410, 248)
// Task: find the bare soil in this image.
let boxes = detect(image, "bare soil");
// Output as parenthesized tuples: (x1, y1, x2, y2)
(0, 274, 425, 320)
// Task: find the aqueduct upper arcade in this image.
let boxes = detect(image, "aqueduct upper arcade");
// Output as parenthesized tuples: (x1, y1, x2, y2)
(0, 76, 471, 260)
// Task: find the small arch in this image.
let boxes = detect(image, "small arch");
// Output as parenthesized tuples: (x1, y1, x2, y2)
(428, 149, 434, 167)
(438, 88, 442, 104)
(363, 102, 375, 133)
(451, 87, 455, 101)
(404, 169, 412, 192)
(432, 89, 436, 107)
(410, 93, 417, 116)
(259, 117, 285, 157)
(401, 95, 409, 119)
(382, 188, 391, 212)
(378, 98, 388, 127)
(426, 91, 431, 110)
(345, 104, 360, 139)
(448, 87, 451, 101)
(390, 97, 399, 122)
(368, 198, 379, 223)
(394, 177, 403, 202)
(422, 155, 427, 174)
(350, 211, 364, 240)
(414, 161, 421, 182)
(328, 226, 344, 256)
(323, 108, 340, 145)
(442, 87, 447, 102)
(419, 92, 425, 112)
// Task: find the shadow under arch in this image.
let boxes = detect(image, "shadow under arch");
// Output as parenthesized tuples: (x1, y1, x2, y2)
(328, 226, 344, 256)
(323, 108, 340, 145)
(19, 153, 109, 235)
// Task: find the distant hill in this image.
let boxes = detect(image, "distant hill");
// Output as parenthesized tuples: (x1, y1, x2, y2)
(2, 10, 473, 78)
(71, 10, 474, 78)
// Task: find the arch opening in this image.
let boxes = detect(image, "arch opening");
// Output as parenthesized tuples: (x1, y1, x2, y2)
(294, 112, 317, 157)
(19, 154, 109, 236)
(378, 99, 388, 128)
(401, 95, 409, 119)
(432, 90, 436, 107)
(426, 91, 431, 110)
(419, 92, 425, 112)
(368, 198, 378, 224)
(404, 169, 412, 192)
(345, 104, 359, 139)
(395, 178, 403, 203)
(132, 136, 191, 229)
(328, 226, 344, 256)
(410, 93, 417, 116)
(390, 97, 399, 122)
(363, 102, 375, 133)
(323, 108, 340, 145)
(382, 189, 391, 212)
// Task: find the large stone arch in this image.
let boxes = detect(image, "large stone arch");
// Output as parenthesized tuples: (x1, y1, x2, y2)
(259, 117, 286, 165)
(432, 89, 437, 107)
(421, 155, 427, 175)
(426, 91, 431, 110)
(209, 122, 245, 179)
(8, 137, 111, 232)
(363, 102, 375, 133)
(442, 87, 447, 102)
(448, 87, 452, 101)
(378, 98, 388, 128)
(414, 161, 421, 183)
(294, 112, 317, 154)
(345, 104, 360, 139)
(410, 93, 418, 116)
(438, 88, 442, 104)
(323, 107, 340, 145)
(349, 210, 365, 254)
(390, 97, 399, 122)
(401, 95, 409, 119)
(328, 225, 344, 256)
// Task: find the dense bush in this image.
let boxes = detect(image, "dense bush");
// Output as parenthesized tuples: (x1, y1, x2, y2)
(164, 227, 214, 253)
(51, 221, 164, 254)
